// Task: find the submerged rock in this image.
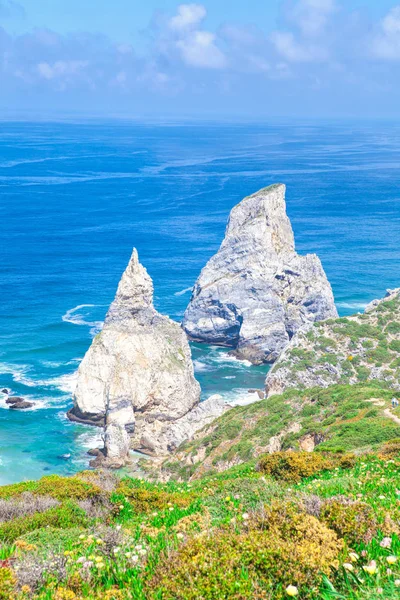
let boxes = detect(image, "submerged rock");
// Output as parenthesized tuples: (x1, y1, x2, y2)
(6, 396, 34, 409)
(183, 184, 337, 364)
(69, 249, 225, 462)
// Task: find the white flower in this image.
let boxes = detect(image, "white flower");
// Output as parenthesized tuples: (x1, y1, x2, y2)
(169, 507, 174, 511)
(380, 537, 392, 548)
(177, 532, 184, 539)
(349, 552, 359, 562)
(131, 554, 139, 563)
(242, 513, 249, 520)
(343, 563, 354, 571)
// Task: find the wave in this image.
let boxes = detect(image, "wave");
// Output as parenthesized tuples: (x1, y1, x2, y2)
(337, 302, 368, 310)
(210, 353, 253, 368)
(0, 390, 71, 412)
(193, 360, 211, 373)
(174, 286, 192, 297)
(215, 389, 262, 407)
(0, 361, 78, 395)
(62, 304, 103, 335)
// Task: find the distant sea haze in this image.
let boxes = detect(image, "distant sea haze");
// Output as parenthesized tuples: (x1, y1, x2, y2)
(0, 119, 399, 484)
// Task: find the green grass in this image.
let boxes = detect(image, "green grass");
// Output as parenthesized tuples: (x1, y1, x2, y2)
(2, 449, 400, 599)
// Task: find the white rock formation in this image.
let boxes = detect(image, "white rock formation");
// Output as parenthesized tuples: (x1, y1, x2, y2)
(183, 184, 337, 364)
(69, 249, 223, 459)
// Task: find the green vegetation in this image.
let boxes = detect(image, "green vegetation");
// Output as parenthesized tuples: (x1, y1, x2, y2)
(159, 383, 400, 478)
(2, 447, 400, 599)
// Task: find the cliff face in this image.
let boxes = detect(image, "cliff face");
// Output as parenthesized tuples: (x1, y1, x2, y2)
(69, 250, 227, 461)
(266, 288, 400, 398)
(182, 184, 337, 364)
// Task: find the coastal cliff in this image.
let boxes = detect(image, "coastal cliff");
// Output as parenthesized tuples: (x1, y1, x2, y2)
(183, 184, 337, 364)
(265, 288, 400, 397)
(68, 249, 226, 463)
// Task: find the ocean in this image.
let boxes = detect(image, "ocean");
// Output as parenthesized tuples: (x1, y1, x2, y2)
(0, 119, 399, 484)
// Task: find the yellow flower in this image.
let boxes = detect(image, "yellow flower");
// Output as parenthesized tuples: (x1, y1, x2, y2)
(286, 585, 299, 596)
(343, 563, 354, 571)
(21, 586, 31, 594)
(79, 534, 86, 540)
(363, 564, 377, 575)
(387, 556, 397, 565)
(225, 496, 231, 502)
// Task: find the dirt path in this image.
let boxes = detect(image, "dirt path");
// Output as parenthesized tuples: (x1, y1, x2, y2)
(383, 408, 400, 426)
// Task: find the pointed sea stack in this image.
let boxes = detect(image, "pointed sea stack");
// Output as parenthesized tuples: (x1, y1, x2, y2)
(183, 184, 338, 364)
(68, 249, 208, 458)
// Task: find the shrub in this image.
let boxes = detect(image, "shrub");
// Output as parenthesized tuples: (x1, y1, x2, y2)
(115, 481, 195, 514)
(320, 499, 378, 545)
(386, 322, 400, 335)
(0, 475, 102, 501)
(378, 440, 400, 459)
(389, 340, 400, 354)
(0, 493, 59, 522)
(0, 567, 16, 600)
(257, 451, 354, 483)
(0, 501, 87, 542)
(148, 502, 342, 599)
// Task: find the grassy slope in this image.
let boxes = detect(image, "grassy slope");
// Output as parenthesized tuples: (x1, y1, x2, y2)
(266, 290, 400, 395)
(156, 382, 400, 481)
(2, 452, 400, 598)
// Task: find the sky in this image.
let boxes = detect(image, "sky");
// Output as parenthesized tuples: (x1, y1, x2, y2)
(2, 0, 400, 118)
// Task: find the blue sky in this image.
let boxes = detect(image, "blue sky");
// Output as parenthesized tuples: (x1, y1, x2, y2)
(2, 0, 400, 118)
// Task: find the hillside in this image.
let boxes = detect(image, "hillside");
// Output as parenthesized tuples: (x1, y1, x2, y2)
(2, 448, 400, 598)
(266, 288, 400, 397)
(157, 383, 400, 480)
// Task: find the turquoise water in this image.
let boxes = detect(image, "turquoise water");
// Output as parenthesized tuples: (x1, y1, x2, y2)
(0, 120, 399, 484)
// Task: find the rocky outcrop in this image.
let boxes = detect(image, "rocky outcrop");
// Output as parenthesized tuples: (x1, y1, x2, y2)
(266, 288, 400, 397)
(68, 249, 229, 462)
(6, 396, 34, 409)
(183, 184, 337, 364)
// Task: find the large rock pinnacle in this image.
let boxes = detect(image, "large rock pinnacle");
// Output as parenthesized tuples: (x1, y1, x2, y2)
(68, 249, 224, 460)
(182, 184, 338, 364)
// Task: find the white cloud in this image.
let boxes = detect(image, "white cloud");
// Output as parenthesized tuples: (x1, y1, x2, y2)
(271, 0, 335, 63)
(292, 0, 336, 38)
(36, 60, 89, 80)
(372, 6, 400, 60)
(176, 30, 226, 68)
(270, 31, 316, 62)
(166, 4, 227, 69)
(169, 4, 206, 32)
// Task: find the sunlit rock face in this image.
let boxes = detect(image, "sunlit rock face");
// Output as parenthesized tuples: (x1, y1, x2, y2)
(69, 249, 204, 458)
(183, 184, 337, 364)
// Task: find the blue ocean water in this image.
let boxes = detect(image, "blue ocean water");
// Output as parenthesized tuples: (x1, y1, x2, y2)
(0, 119, 399, 484)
